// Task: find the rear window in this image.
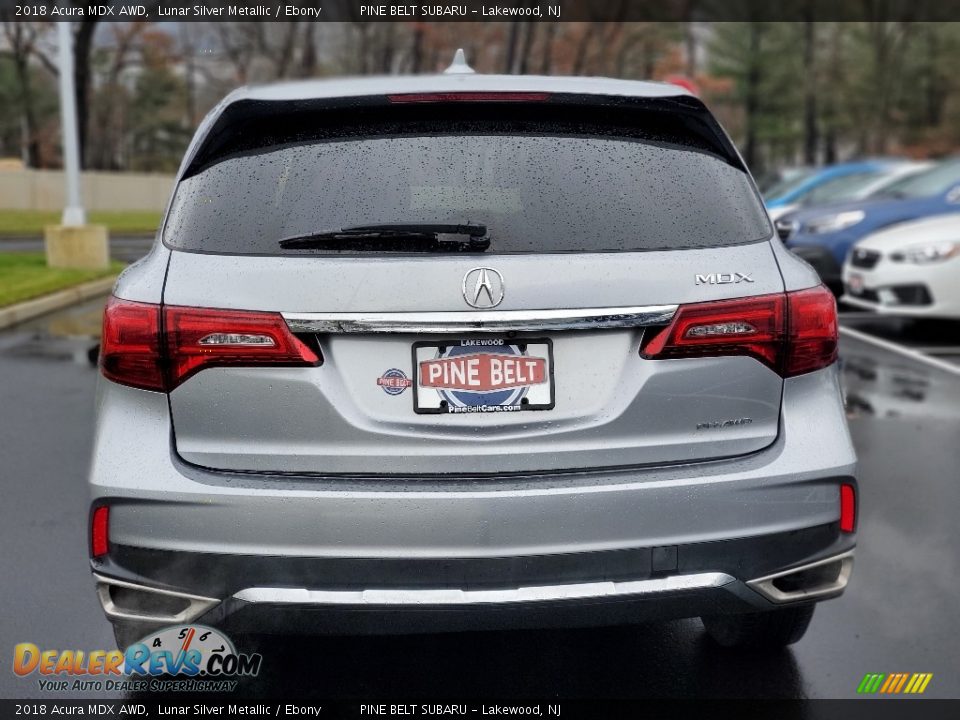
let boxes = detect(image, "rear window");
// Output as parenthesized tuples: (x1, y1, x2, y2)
(164, 119, 771, 255)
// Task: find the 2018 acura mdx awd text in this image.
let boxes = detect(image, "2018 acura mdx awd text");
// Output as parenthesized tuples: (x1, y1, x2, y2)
(89, 56, 857, 650)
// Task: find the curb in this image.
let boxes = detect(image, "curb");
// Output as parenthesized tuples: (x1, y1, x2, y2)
(0, 275, 117, 331)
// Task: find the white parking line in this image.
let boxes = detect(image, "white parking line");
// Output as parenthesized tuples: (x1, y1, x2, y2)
(839, 325, 960, 376)
(909, 347, 960, 355)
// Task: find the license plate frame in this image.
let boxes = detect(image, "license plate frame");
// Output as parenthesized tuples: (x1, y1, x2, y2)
(847, 272, 865, 294)
(411, 338, 555, 415)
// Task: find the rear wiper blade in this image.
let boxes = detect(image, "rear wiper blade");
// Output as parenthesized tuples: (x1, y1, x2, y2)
(278, 223, 489, 251)
(342, 223, 487, 237)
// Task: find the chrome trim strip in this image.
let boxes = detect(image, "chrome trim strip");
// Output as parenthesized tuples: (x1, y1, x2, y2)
(747, 550, 855, 604)
(282, 305, 678, 334)
(233, 572, 733, 606)
(94, 573, 219, 624)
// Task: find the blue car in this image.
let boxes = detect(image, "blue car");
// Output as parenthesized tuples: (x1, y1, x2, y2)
(780, 159, 960, 293)
(764, 160, 906, 221)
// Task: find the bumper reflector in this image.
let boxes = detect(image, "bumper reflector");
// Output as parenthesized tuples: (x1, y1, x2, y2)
(91, 506, 109, 558)
(840, 483, 856, 533)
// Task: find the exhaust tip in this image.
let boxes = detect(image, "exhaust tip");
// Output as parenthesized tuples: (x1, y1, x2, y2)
(94, 574, 219, 624)
(747, 551, 854, 604)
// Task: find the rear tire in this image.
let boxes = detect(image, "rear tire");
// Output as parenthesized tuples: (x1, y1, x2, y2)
(701, 604, 815, 649)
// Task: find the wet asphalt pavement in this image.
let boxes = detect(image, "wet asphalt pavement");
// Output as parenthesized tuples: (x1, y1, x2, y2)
(0, 294, 958, 700)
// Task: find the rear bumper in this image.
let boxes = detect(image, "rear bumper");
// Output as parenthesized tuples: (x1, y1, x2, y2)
(89, 367, 857, 635)
(842, 257, 959, 318)
(93, 541, 854, 636)
(842, 292, 943, 317)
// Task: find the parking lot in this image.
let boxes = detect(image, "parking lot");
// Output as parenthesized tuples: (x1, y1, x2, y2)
(1, 279, 957, 699)
(840, 312, 960, 369)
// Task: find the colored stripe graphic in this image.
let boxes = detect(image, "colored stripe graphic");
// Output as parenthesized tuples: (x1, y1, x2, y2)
(894, 674, 910, 693)
(905, 673, 934, 694)
(857, 673, 932, 695)
(857, 674, 884, 693)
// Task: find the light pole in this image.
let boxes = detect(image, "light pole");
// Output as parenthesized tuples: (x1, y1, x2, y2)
(45, 21, 108, 270)
(57, 21, 85, 226)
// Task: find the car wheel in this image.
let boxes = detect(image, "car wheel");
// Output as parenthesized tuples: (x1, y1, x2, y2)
(701, 604, 815, 649)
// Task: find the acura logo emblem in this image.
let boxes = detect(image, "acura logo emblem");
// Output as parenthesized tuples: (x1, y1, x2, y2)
(462, 267, 504, 309)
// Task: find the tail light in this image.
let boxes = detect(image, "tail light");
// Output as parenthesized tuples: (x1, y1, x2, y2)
(783, 286, 840, 376)
(99, 297, 321, 392)
(100, 298, 165, 391)
(388, 92, 550, 103)
(165, 306, 320, 387)
(641, 285, 838, 378)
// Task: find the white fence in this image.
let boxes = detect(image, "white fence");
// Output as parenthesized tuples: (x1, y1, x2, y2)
(0, 169, 174, 212)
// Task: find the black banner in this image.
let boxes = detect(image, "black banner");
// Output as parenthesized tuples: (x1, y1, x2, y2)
(2, 699, 960, 719)
(6, 0, 960, 22)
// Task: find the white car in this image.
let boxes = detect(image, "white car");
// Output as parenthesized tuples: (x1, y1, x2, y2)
(843, 214, 960, 318)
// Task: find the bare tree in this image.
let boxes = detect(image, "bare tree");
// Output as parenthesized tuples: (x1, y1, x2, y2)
(743, 21, 764, 167)
(89, 23, 150, 169)
(216, 22, 264, 83)
(822, 23, 840, 163)
(802, 15, 818, 164)
(409, 23, 426, 74)
(1, 21, 47, 166)
(272, 21, 301, 78)
(517, 22, 536, 75)
(572, 23, 598, 75)
(864, 21, 913, 154)
(503, 22, 520, 73)
(178, 24, 199, 127)
(539, 22, 557, 74)
(299, 23, 318, 77)
(73, 19, 100, 168)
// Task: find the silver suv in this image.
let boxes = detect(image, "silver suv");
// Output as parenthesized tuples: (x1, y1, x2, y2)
(89, 64, 856, 650)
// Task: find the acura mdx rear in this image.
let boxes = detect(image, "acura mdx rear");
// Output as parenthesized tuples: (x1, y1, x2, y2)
(89, 67, 856, 650)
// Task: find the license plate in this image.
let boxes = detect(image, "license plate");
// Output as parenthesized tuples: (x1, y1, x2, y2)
(412, 338, 555, 414)
(878, 288, 897, 305)
(847, 273, 864, 294)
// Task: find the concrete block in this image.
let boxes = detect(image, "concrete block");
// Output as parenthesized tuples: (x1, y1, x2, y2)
(44, 225, 110, 270)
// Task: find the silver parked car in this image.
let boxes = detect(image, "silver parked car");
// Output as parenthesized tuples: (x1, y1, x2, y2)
(89, 60, 857, 650)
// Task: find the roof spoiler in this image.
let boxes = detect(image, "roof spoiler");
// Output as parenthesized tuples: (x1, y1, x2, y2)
(183, 92, 745, 179)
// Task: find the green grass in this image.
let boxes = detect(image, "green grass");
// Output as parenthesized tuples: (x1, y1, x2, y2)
(0, 253, 124, 307)
(0, 210, 161, 237)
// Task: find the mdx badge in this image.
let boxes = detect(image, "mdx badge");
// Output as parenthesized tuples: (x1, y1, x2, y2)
(696, 272, 755, 285)
(462, 267, 505, 308)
